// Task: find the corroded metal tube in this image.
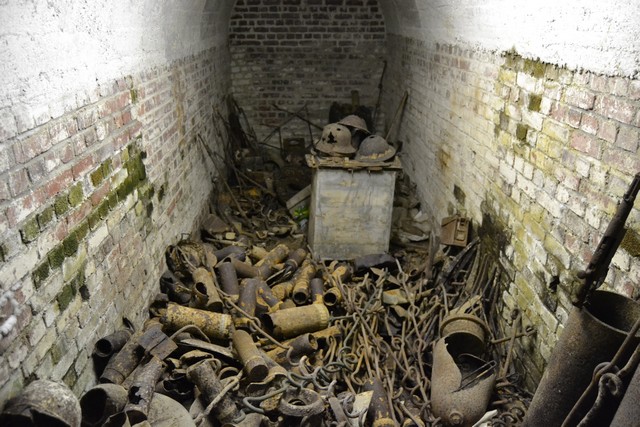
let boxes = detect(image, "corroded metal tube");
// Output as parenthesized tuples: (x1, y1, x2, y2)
(235, 279, 258, 330)
(94, 329, 133, 359)
(364, 377, 395, 427)
(124, 356, 165, 424)
(323, 286, 342, 307)
(187, 359, 240, 424)
(232, 329, 269, 382)
(310, 278, 325, 304)
(267, 333, 318, 365)
(216, 261, 240, 300)
(255, 243, 289, 268)
(192, 267, 223, 312)
(80, 384, 128, 427)
(262, 304, 330, 339)
(162, 303, 232, 340)
(272, 281, 294, 301)
(100, 331, 143, 385)
(292, 260, 316, 305)
(255, 279, 281, 313)
(231, 257, 270, 279)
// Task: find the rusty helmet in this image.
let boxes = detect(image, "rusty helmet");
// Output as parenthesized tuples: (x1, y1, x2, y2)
(337, 114, 369, 134)
(355, 135, 396, 162)
(0, 380, 82, 427)
(314, 123, 355, 156)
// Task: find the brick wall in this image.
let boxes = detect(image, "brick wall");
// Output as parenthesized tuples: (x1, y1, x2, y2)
(0, 45, 231, 400)
(229, 0, 386, 144)
(383, 35, 640, 389)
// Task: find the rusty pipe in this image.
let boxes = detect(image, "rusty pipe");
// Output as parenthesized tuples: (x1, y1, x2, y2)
(272, 281, 294, 301)
(213, 245, 246, 262)
(232, 329, 269, 382)
(255, 243, 289, 268)
(192, 267, 223, 312)
(100, 331, 143, 385)
(235, 279, 258, 330)
(231, 257, 271, 279)
(162, 303, 232, 340)
(94, 329, 133, 359)
(80, 384, 128, 427)
(292, 260, 316, 305)
(187, 359, 240, 424)
(255, 279, 281, 313)
(217, 261, 240, 301)
(267, 333, 318, 365)
(324, 286, 343, 307)
(124, 356, 165, 424)
(310, 278, 325, 304)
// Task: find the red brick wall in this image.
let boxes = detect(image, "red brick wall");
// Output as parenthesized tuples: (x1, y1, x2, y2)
(229, 0, 386, 144)
(0, 45, 231, 399)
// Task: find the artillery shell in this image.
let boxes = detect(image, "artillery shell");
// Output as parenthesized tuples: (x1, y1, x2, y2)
(162, 303, 232, 340)
(232, 329, 269, 382)
(262, 303, 330, 339)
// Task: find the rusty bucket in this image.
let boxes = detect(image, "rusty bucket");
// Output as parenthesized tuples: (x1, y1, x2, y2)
(523, 290, 640, 426)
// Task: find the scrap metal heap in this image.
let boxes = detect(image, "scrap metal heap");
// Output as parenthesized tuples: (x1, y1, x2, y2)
(77, 179, 532, 427)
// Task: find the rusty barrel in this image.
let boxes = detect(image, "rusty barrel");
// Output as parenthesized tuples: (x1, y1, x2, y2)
(523, 290, 640, 426)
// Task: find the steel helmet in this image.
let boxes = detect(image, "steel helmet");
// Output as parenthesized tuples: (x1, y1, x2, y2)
(0, 380, 82, 427)
(314, 123, 356, 156)
(337, 115, 370, 134)
(355, 135, 396, 162)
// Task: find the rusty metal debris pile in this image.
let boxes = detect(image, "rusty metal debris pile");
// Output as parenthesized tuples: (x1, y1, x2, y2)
(72, 176, 534, 426)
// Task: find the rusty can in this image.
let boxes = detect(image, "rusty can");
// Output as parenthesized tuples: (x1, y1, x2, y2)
(232, 329, 269, 382)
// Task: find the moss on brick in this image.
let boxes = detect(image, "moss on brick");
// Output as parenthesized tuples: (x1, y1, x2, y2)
(102, 158, 113, 176)
(20, 217, 40, 243)
(68, 183, 84, 207)
(97, 200, 110, 220)
(63, 232, 79, 257)
(75, 221, 90, 242)
(528, 95, 542, 112)
(621, 228, 640, 257)
(37, 206, 56, 230)
(33, 262, 50, 289)
(48, 246, 66, 270)
(130, 88, 138, 104)
(516, 124, 529, 142)
(121, 147, 130, 163)
(107, 192, 118, 209)
(54, 195, 70, 217)
(90, 168, 104, 187)
(88, 209, 102, 230)
(523, 58, 546, 78)
(57, 283, 77, 312)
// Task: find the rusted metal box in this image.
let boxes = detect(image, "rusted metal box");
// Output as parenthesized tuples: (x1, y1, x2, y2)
(306, 155, 401, 260)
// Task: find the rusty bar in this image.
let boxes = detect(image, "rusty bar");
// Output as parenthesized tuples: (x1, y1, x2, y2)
(124, 356, 165, 424)
(217, 261, 240, 300)
(232, 329, 269, 382)
(162, 303, 232, 340)
(262, 304, 330, 339)
(192, 267, 224, 312)
(186, 359, 240, 424)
